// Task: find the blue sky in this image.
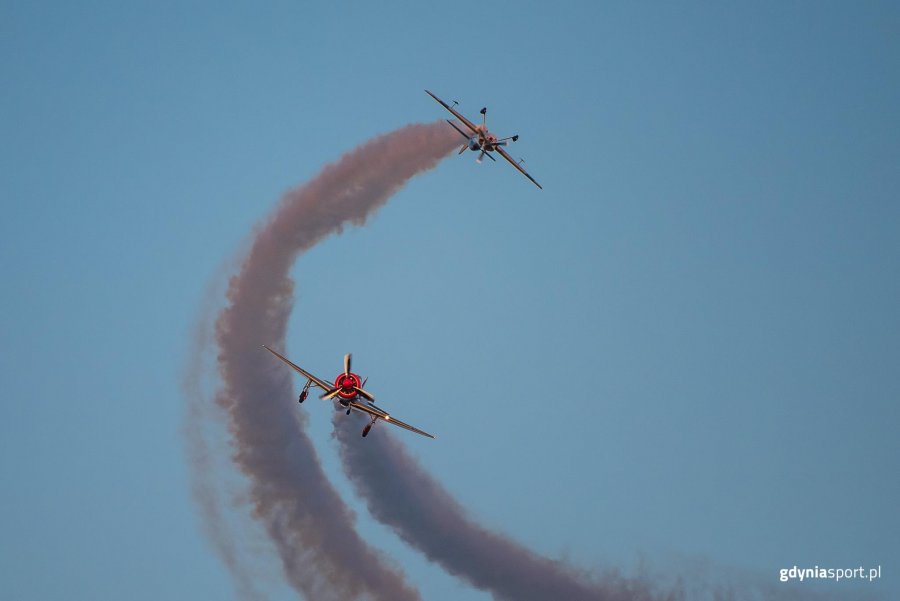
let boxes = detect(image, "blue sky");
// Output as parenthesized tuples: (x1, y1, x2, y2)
(2, 2, 898, 600)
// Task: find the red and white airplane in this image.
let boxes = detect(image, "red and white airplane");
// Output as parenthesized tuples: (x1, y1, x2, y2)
(426, 89, 542, 189)
(262, 346, 435, 439)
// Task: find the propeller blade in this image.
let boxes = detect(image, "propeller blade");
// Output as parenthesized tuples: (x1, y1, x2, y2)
(344, 353, 351, 376)
(458, 144, 468, 155)
(320, 388, 342, 400)
(354, 386, 376, 402)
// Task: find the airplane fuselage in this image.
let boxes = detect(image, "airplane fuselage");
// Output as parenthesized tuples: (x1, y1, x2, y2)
(468, 126, 499, 152)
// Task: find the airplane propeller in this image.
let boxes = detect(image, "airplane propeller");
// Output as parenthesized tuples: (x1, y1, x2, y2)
(322, 354, 376, 402)
(354, 386, 375, 402)
(321, 387, 342, 400)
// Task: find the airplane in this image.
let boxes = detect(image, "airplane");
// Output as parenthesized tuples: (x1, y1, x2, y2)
(262, 345, 435, 439)
(425, 89, 542, 189)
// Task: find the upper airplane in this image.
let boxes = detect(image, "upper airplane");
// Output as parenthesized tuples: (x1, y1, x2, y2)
(262, 346, 435, 439)
(426, 89, 542, 189)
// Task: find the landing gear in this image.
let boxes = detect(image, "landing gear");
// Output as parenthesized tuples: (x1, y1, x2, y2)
(361, 416, 378, 437)
(346, 407, 351, 415)
(298, 379, 312, 403)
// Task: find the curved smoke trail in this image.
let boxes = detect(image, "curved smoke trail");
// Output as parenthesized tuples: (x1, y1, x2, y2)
(333, 413, 660, 601)
(184, 274, 267, 601)
(196, 122, 459, 600)
(332, 410, 862, 601)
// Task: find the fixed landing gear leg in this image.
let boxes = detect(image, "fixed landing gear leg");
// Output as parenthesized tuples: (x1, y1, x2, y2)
(362, 416, 378, 437)
(298, 380, 312, 403)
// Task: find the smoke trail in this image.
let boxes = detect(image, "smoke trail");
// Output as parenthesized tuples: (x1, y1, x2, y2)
(209, 122, 459, 600)
(183, 272, 269, 601)
(334, 412, 867, 601)
(333, 413, 663, 601)
(333, 418, 875, 601)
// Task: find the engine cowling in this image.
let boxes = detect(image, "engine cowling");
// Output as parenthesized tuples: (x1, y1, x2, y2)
(333, 372, 363, 400)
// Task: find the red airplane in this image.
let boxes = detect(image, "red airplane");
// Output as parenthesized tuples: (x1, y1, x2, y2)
(426, 89, 542, 189)
(262, 346, 435, 439)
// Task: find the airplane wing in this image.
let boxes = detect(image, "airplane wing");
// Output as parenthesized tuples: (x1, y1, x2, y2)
(494, 146, 542, 189)
(425, 90, 479, 135)
(349, 400, 435, 439)
(262, 346, 333, 391)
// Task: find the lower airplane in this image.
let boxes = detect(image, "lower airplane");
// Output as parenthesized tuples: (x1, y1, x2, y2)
(262, 346, 435, 439)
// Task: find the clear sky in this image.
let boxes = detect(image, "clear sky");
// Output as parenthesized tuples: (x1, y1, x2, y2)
(2, 2, 898, 600)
